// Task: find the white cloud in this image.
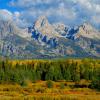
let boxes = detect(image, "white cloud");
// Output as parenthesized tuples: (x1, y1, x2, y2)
(10, 0, 53, 8)
(92, 15, 100, 24)
(14, 11, 20, 18)
(16, 4, 77, 28)
(0, 9, 27, 28)
(7, 0, 100, 29)
(0, 9, 13, 21)
(95, 4, 100, 13)
(75, 0, 100, 13)
(58, 3, 76, 20)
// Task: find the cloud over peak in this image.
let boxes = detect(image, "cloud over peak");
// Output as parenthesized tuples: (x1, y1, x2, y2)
(0, 9, 13, 21)
(0, 0, 100, 29)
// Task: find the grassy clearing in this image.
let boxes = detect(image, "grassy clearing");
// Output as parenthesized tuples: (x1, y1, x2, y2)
(0, 81, 100, 100)
(0, 58, 100, 99)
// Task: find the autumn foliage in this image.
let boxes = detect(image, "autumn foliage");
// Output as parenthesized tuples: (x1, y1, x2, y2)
(0, 58, 100, 90)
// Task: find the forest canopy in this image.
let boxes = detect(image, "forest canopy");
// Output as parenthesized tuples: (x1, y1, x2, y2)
(0, 58, 100, 90)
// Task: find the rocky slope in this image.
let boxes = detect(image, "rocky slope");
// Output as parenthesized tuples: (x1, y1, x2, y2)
(0, 16, 100, 59)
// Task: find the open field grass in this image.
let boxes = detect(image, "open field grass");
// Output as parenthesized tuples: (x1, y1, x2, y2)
(0, 81, 100, 100)
(0, 58, 100, 100)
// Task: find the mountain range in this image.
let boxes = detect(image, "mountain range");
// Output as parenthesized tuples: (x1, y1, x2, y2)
(0, 16, 100, 59)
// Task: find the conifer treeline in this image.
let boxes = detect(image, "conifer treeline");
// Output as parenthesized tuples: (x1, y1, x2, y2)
(0, 58, 100, 89)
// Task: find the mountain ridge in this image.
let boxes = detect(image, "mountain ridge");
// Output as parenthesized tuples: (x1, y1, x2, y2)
(0, 16, 100, 59)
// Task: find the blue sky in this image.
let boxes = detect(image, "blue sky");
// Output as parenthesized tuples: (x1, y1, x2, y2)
(0, 0, 100, 29)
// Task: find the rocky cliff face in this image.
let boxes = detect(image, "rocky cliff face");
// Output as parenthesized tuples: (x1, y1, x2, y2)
(0, 16, 100, 59)
(33, 16, 60, 38)
(77, 22, 100, 39)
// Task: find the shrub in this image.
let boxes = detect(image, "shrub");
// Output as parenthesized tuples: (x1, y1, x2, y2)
(20, 80, 28, 87)
(91, 78, 100, 90)
(60, 83, 65, 89)
(46, 80, 53, 88)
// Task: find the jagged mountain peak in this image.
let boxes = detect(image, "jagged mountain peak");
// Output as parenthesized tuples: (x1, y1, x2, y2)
(0, 19, 31, 39)
(53, 23, 68, 36)
(34, 16, 49, 29)
(53, 22, 67, 27)
(82, 22, 91, 26)
(77, 22, 100, 39)
(0, 16, 100, 59)
(30, 17, 100, 40)
(0, 19, 16, 38)
(33, 16, 60, 38)
(80, 22, 96, 31)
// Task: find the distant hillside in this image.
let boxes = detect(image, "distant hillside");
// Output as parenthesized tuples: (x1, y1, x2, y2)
(0, 16, 100, 59)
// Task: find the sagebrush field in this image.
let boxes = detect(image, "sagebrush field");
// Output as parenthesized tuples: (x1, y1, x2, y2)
(0, 58, 100, 100)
